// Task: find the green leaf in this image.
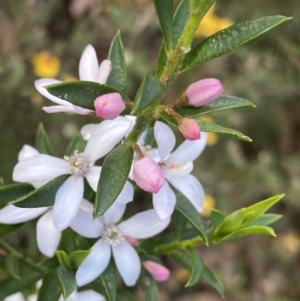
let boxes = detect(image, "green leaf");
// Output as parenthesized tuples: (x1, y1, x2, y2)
(46, 81, 131, 110)
(94, 144, 133, 217)
(69, 250, 91, 269)
(139, 238, 155, 255)
(116, 288, 137, 301)
(10, 175, 69, 208)
(173, 186, 208, 244)
(153, 0, 173, 53)
(35, 123, 54, 155)
(61, 228, 77, 253)
(201, 266, 224, 296)
(138, 268, 158, 301)
(177, 95, 255, 117)
(174, 210, 188, 240)
(6, 253, 20, 279)
(155, 44, 168, 78)
(210, 209, 225, 230)
(106, 31, 128, 93)
(99, 261, 117, 301)
(197, 119, 252, 142)
(219, 225, 276, 242)
(248, 214, 282, 226)
(56, 250, 72, 271)
(131, 74, 165, 114)
(157, 107, 177, 126)
(38, 270, 62, 301)
(0, 183, 33, 209)
(242, 194, 284, 225)
(57, 266, 76, 299)
(185, 247, 205, 287)
(65, 133, 86, 157)
(0, 224, 21, 237)
(181, 15, 291, 72)
(0, 177, 4, 186)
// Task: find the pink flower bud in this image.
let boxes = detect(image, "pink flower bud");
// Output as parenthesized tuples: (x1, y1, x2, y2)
(185, 78, 223, 107)
(126, 236, 139, 246)
(133, 156, 165, 194)
(94, 93, 125, 120)
(178, 118, 201, 141)
(143, 261, 170, 282)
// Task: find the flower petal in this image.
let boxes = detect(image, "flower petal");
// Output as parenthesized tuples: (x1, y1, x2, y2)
(72, 104, 94, 115)
(154, 121, 176, 161)
(152, 181, 176, 220)
(85, 166, 101, 191)
(81, 123, 98, 141)
(76, 238, 111, 287)
(166, 132, 207, 165)
(37, 209, 61, 257)
(162, 161, 193, 180)
(84, 117, 133, 162)
(43, 105, 77, 114)
(112, 240, 141, 286)
(118, 209, 171, 238)
(4, 292, 26, 301)
(96, 59, 112, 84)
(80, 198, 94, 213)
(115, 181, 134, 205)
(53, 175, 84, 231)
(13, 154, 69, 183)
(0, 205, 48, 224)
(18, 145, 39, 161)
(79, 44, 98, 81)
(77, 290, 105, 301)
(103, 203, 126, 225)
(35, 78, 70, 106)
(169, 174, 205, 212)
(71, 208, 103, 238)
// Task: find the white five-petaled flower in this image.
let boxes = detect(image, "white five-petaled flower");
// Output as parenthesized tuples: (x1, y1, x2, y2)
(73, 206, 170, 287)
(35, 44, 112, 114)
(137, 121, 207, 221)
(12, 117, 133, 231)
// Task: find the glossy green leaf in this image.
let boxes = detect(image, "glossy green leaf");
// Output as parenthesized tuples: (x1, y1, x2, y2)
(139, 268, 158, 301)
(185, 247, 205, 287)
(57, 266, 76, 299)
(242, 194, 284, 225)
(155, 44, 168, 78)
(210, 209, 225, 230)
(46, 81, 130, 110)
(249, 213, 282, 226)
(0, 183, 33, 209)
(99, 261, 117, 301)
(116, 288, 137, 301)
(6, 253, 20, 279)
(56, 250, 72, 271)
(35, 123, 54, 155)
(65, 133, 86, 157)
(219, 226, 276, 242)
(69, 250, 91, 269)
(173, 186, 208, 244)
(157, 107, 177, 126)
(201, 266, 224, 296)
(38, 270, 62, 301)
(94, 144, 133, 217)
(153, 0, 173, 52)
(131, 74, 165, 114)
(61, 228, 77, 253)
(174, 210, 188, 240)
(106, 31, 127, 93)
(181, 15, 291, 72)
(177, 95, 255, 117)
(10, 175, 69, 208)
(198, 120, 252, 142)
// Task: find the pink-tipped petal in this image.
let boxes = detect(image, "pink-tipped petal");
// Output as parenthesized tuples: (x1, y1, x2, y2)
(94, 93, 125, 120)
(185, 78, 223, 107)
(143, 261, 170, 282)
(42, 105, 77, 114)
(79, 44, 99, 81)
(133, 157, 165, 194)
(97, 59, 112, 84)
(126, 237, 139, 245)
(178, 119, 201, 141)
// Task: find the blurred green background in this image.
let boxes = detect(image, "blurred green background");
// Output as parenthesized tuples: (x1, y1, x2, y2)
(0, 0, 299, 300)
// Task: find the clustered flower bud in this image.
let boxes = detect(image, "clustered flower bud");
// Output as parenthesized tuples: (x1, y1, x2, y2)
(143, 261, 170, 282)
(185, 78, 223, 107)
(94, 92, 125, 120)
(178, 118, 201, 141)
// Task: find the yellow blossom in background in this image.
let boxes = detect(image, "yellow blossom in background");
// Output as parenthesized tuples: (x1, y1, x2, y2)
(196, 4, 233, 38)
(32, 50, 61, 78)
(201, 115, 218, 146)
(60, 73, 77, 82)
(274, 232, 300, 258)
(201, 194, 216, 217)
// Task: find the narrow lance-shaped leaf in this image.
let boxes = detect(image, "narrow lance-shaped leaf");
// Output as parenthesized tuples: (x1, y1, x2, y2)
(106, 31, 128, 94)
(57, 266, 76, 300)
(197, 120, 252, 142)
(94, 144, 133, 217)
(138, 268, 159, 301)
(38, 270, 61, 301)
(46, 81, 131, 110)
(116, 288, 137, 301)
(201, 266, 224, 296)
(131, 74, 165, 114)
(99, 261, 117, 301)
(10, 175, 69, 208)
(177, 95, 255, 117)
(248, 213, 282, 227)
(152, 0, 173, 53)
(181, 15, 291, 72)
(185, 247, 205, 287)
(6, 254, 20, 279)
(35, 123, 54, 155)
(155, 44, 168, 78)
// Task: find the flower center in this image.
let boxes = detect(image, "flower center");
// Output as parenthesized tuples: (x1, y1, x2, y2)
(102, 224, 124, 248)
(64, 150, 89, 176)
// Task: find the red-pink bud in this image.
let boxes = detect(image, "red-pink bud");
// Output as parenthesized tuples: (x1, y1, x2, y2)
(143, 261, 170, 282)
(178, 118, 201, 141)
(126, 236, 139, 245)
(185, 78, 223, 107)
(133, 156, 165, 194)
(94, 93, 125, 120)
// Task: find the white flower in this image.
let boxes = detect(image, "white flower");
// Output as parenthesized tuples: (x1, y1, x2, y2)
(138, 121, 207, 220)
(73, 206, 170, 287)
(58, 289, 105, 301)
(12, 117, 133, 231)
(35, 44, 112, 114)
(4, 291, 37, 301)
